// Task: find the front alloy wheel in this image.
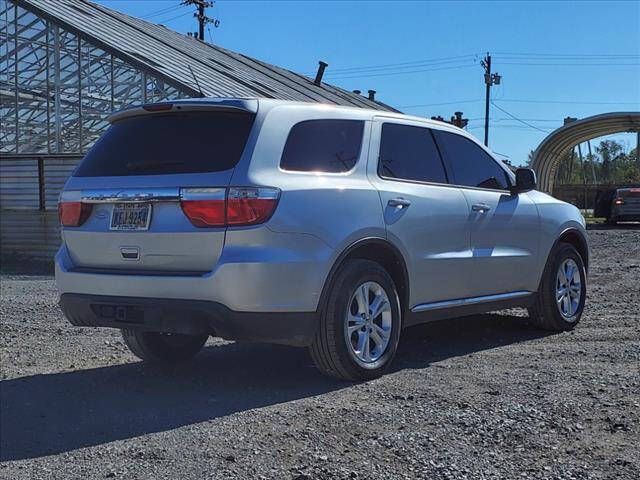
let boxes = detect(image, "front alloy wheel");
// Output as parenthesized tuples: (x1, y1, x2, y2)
(528, 242, 586, 331)
(556, 258, 582, 320)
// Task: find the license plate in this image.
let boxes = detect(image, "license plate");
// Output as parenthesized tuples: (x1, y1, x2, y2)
(110, 203, 152, 231)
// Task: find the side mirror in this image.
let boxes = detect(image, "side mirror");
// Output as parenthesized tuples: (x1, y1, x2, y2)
(511, 168, 537, 195)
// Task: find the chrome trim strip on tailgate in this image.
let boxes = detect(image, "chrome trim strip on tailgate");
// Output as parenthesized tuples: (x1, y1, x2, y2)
(411, 290, 532, 313)
(81, 187, 180, 203)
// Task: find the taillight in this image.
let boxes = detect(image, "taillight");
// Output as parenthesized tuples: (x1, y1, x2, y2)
(227, 187, 279, 226)
(180, 188, 226, 227)
(58, 201, 92, 227)
(180, 187, 280, 227)
(614, 198, 625, 205)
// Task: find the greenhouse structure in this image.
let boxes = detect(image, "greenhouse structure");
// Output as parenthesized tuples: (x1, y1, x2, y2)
(0, 0, 395, 261)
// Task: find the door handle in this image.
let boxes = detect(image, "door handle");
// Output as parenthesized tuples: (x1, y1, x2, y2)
(471, 203, 491, 213)
(388, 198, 411, 208)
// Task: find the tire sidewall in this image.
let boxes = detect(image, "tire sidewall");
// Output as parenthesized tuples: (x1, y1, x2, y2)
(327, 261, 402, 377)
(122, 329, 208, 362)
(546, 244, 587, 326)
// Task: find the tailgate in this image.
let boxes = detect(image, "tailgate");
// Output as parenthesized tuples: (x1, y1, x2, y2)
(59, 106, 256, 273)
(62, 182, 229, 273)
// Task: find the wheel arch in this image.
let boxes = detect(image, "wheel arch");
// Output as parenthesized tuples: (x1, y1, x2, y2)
(555, 227, 590, 273)
(318, 237, 410, 318)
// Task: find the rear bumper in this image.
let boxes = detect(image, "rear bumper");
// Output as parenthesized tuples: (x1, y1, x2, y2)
(612, 213, 640, 221)
(55, 225, 334, 313)
(59, 293, 318, 347)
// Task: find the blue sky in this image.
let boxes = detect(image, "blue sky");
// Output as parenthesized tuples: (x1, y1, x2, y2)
(98, 0, 639, 165)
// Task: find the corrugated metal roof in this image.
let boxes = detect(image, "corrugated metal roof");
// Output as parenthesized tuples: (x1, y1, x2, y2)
(17, 0, 400, 112)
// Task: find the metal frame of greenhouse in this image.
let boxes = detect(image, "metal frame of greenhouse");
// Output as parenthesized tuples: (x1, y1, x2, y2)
(0, 0, 398, 262)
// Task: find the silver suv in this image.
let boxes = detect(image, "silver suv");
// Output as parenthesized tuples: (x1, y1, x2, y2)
(56, 98, 589, 380)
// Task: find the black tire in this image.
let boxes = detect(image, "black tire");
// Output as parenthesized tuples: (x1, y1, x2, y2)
(309, 259, 402, 381)
(528, 242, 587, 331)
(121, 329, 208, 362)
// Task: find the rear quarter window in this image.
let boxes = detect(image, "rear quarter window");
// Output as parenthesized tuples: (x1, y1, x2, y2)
(280, 119, 365, 173)
(74, 111, 255, 177)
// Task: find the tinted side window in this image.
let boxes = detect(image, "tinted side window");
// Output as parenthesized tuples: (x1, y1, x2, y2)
(436, 131, 510, 190)
(280, 120, 364, 173)
(378, 123, 447, 184)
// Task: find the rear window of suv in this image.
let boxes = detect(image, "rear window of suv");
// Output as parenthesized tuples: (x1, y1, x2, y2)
(74, 111, 255, 176)
(280, 119, 365, 173)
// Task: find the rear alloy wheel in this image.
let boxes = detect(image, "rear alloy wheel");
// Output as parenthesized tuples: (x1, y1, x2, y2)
(310, 259, 402, 381)
(344, 281, 393, 366)
(528, 242, 586, 331)
(121, 329, 208, 362)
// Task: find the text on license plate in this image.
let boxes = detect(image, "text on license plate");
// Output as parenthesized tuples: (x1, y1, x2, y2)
(110, 203, 152, 231)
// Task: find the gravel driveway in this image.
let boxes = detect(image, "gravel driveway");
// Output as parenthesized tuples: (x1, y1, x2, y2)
(1, 225, 638, 480)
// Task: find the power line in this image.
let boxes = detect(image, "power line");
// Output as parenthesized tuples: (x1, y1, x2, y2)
(495, 99, 640, 105)
(467, 117, 562, 122)
(496, 62, 640, 67)
(305, 51, 639, 76)
(302, 53, 479, 76)
(156, 9, 192, 24)
(322, 57, 479, 76)
(326, 63, 477, 80)
(401, 98, 638, 111)
(322, 59, 480, 78)
(467, 125, 550, 133)
(493, 56, 640, 62)
(140, 4, 184, 20)
(492, 51, 640, 58)
(400, 99, 481, 109)
(303, 52, 639, 77)
(490, 101, 551, 133)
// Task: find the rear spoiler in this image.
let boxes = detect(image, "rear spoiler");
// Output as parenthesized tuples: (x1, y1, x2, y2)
(107, 98, 258, 123)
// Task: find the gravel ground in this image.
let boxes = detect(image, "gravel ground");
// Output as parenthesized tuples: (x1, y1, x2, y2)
(1, 225, 638, 480)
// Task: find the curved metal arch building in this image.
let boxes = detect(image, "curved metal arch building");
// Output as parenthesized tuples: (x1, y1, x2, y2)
(531, 112, 640, 194)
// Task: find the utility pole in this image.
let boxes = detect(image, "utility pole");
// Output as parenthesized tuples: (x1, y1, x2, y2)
(182, 0, 220, 41)
(480, 53, 501, 147)
(636, 131, 640, 168)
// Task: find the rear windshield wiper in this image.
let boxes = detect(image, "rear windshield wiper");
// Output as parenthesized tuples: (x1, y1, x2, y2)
(125, 160, 186, 171)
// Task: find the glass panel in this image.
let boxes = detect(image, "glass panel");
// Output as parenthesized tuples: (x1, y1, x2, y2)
(80, 39, 111, 151)
(1, 1, 191, 154)
(146, 77, 182, 103)
(112, 56, 143, 111)
(15, 5, 48, 153)
(75, 111, 255, 177)
(0, 0, 16, 152)
(378, 123, 448, 184)
(280, 120, 364, 173)
(436, 131, 511, 190)
(55, 27, 80, 153)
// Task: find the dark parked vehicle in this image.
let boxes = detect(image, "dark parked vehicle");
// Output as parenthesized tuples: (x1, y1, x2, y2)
(594, 187, 640, 224)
